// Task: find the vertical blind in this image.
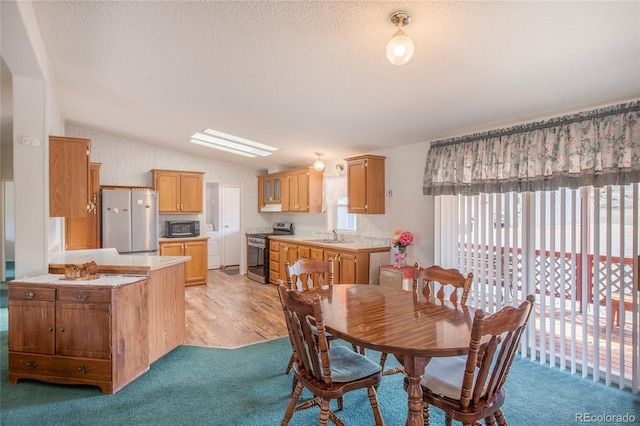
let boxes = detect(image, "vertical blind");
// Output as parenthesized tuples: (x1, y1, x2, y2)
(439, 184, 639, 391)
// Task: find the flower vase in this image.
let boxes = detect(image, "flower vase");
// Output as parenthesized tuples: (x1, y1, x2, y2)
(393, 250, 407, 268)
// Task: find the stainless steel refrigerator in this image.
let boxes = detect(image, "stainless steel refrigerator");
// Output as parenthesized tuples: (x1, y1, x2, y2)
(101, 188, 159, 253)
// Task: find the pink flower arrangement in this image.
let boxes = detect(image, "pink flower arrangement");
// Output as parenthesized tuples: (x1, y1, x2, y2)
(391, 229, 414, 253)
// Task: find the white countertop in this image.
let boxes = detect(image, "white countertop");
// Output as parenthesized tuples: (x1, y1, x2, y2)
(10, 273, 148, 287)
(48, 248, 190, 272)
(267, 235, 390, 252)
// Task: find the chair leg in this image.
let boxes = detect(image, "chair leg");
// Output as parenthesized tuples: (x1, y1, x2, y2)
(380, 352, 388, 370)
(319, 399, 332, 426)
(285, 352, 295, 374)
(367, 385, 385, 425)
(494, 409, 507, 426)
(328, 411, 345, 426)
(337, 396, 344, 411)
(484, 414, 496, 426)
(444, 413, 452, 426)
(380, 351, 405, 376)
(282, 381, 304, 426)
(423, 403, 430, 426)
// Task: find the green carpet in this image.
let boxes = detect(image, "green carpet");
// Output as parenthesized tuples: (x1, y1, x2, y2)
(0, 319, 638, 425)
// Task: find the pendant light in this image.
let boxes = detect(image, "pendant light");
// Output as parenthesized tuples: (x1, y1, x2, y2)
(386, 11, 414, 66)
(313, 153, 325, 171)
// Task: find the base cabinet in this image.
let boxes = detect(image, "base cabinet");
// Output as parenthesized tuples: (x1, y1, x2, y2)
(159, 237, 208, 286)
(8, 277, 149, 394)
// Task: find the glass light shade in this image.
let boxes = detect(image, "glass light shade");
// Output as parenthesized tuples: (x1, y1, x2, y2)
(386, 29, 414, 65)
(314, 159, 325, 171)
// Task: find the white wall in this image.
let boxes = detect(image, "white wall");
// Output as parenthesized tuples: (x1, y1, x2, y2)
(2, 0, 65, 278)
(386, 142, 435, 268)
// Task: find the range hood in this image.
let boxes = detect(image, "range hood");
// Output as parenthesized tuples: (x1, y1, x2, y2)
(260, 204, 282, 213)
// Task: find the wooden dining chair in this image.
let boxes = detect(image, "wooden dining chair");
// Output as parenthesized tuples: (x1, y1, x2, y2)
(417, 294, 535, 426)
(282, 258, 337, 375)
(277, 284, 385, 426)
(284, 257, 334, 292)
(380, 263, 474, 376)
(414, 263, 474, 306)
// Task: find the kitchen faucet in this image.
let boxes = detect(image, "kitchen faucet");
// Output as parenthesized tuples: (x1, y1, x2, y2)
(332, 229, 338, 241)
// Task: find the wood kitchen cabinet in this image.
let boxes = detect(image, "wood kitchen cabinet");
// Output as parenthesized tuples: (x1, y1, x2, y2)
(8, 276, 150, 394)
(65, 163, 101, 250)
(286, 167, 323, 213)
(159, 237, 208, 286)
(269, 240, 281, 283)
(258, 173, 283, 211)
(49, 136, 91, 217)
(270, 241, 299, 284)
(257, 167, 322, 213)
(345, 154, 386, 214)
(269, 237, 388, 285)
(152, 169, 204, 214)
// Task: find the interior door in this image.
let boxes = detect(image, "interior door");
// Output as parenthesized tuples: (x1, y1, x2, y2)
(221, 185, 241, 267)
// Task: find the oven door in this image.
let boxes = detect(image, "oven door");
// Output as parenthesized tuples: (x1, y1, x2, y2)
(247, 239, 267, 283)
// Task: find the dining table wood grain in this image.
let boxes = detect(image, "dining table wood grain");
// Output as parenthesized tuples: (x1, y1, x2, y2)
(307, 284, 478, 426)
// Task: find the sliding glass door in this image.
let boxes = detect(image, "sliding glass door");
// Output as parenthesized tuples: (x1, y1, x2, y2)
(438, 183, 639, 391)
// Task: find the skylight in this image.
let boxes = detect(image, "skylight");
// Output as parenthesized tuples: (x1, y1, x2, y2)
(190, 128, 278, 158)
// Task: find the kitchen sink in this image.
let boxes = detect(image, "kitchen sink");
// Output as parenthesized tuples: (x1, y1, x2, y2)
(302, 238, 346, 244)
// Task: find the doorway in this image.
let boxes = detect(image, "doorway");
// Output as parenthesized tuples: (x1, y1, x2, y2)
(205, 183, 241, 269)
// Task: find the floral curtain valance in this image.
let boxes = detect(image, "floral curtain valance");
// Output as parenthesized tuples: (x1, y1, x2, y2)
(423, 101, 640, 196)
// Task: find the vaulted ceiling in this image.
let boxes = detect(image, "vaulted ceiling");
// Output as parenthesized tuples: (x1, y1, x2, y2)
(23, 1, 640, 171)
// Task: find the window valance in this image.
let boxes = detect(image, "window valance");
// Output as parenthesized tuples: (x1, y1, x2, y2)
(423, 100, 640, 195)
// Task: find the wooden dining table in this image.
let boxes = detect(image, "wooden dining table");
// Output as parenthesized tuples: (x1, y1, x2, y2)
(309, 284, 477, 426)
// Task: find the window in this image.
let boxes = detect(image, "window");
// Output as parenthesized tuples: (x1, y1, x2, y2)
(336, 196, 356, 231)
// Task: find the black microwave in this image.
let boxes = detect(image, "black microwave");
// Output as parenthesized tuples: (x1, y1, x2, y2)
(165, 220, 200, 238)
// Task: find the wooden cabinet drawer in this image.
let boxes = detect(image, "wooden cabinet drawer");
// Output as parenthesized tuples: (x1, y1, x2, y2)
(9, 352, 111, 382)
(270, 260, 280, 272)
(310, 248, 324, 260)
(298, 246, 310, 258)
(270, 250, 280, 262)
(58, 288, 110, 304)
(8, 287, 55, 302)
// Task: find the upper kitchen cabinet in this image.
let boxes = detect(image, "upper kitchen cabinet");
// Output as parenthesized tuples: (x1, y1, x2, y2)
(287, 167, 323, 213)
(345, 155, 386, 214)
(258, 173, 283, 211)
(49, 136, 91, 217)
(65, 163, 101, 250)
(257, 167, 322, 213)
(152, 169, 204, 214)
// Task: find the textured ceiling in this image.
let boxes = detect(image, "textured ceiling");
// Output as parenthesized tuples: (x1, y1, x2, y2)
(26, 1, 640, 172)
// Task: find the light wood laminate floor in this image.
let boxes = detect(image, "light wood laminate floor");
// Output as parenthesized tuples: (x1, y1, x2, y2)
(184, 269, 288, 348)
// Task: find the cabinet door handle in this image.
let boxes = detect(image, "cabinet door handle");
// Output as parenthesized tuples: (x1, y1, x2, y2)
(59, 328, 65, 333)
(177, 204, 180, 211)
(180, 204, 184, 210)
(26, 291, 35, 299)
(78, 366, 90, 374)
(48, 327, 54, 332)
(77, 294, 88, 301)
(26, 361, 38, 369)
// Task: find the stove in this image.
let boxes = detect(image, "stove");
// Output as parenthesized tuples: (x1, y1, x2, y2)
(247, 222, 294, 284)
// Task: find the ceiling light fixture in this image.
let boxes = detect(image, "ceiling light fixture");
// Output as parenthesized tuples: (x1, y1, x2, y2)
(313, 153, 325, 171)
(189, 128, 278, 158)
(386, 11, 414, 66)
